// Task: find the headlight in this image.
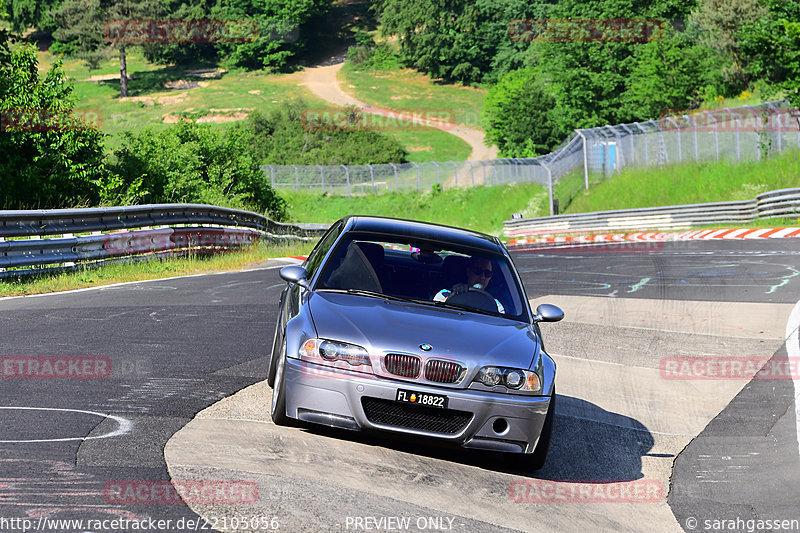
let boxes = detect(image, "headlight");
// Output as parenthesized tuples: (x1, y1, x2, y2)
(300, 338, 372, 369)
(474, 366, 541, 393)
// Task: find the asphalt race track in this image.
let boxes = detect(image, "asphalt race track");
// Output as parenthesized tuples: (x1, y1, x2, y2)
(1, 239, 799, 532)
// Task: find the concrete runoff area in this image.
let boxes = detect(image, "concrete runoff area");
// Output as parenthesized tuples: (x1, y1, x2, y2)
(165, 295, 795, 531)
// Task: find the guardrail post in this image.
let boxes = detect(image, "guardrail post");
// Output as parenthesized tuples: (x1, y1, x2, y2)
(390, 163, 398, 192)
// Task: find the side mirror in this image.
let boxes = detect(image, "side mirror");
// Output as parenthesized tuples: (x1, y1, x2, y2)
(280, 265, 310, 289)
(534, 304, 564, 323)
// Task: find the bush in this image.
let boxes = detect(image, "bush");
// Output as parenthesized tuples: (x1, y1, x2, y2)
(106, 121, 287, 219)
(243, 100, 408, 165)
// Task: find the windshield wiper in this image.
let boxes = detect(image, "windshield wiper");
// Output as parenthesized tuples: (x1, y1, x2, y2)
(318, 288, 422, 304)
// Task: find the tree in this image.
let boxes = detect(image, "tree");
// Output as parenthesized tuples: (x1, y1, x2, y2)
(690, 0, 768, 93)
(107, 121, 287, 219)
(53, 0, 162, 98)
(623, 26, 722, 120)
(374, 0, 495, 84)
(739, 0, 800, 106)
(7, 0, 62, 33)
(483, 68, 566, 157)
(0, 44, 106, 208)
(142, 0, 332, 70)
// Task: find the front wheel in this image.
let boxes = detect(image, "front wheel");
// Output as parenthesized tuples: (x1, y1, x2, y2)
(504, 388, 555, 471)
(525, 388, 556, 471)
(270, 340, 291, 426)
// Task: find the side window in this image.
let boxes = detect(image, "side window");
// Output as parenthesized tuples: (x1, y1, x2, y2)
(304, 222, 342, 279)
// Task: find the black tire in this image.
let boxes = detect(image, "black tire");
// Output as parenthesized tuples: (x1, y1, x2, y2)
(270, 340, 291, 426)
(267, 317, 282, 388)
(525, 388, 556, 471)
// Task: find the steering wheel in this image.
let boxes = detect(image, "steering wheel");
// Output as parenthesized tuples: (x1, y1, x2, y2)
(445, 287, 497, 312)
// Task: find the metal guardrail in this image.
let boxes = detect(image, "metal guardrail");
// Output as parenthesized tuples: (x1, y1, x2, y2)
(0, 204, 329, 273)
(504, 187, 800, 237)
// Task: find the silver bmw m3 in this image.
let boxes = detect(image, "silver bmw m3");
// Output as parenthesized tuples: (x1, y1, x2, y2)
(268, 216, 563, 470)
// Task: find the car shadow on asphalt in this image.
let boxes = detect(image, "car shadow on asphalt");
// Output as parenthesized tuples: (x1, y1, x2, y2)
(294, 393, 654, 482)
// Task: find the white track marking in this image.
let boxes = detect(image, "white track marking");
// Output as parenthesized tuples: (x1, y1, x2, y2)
(0, 407, 132, 443)
(785, 299, 800, 459)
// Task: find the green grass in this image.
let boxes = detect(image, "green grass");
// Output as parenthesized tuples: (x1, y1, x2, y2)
(0, 240, 313, 297)
(384, 127, 471, 162)
(561, 148, 800, 214)
(339, 62, 487, 128)
(279, 182, 549, 236)
(40, 48, 321, 149)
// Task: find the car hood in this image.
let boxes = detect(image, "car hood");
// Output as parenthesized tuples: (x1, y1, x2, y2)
(308, 292, 539, 373)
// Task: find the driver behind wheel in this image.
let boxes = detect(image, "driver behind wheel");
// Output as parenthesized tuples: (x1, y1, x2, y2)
(433, 256, 505, 313)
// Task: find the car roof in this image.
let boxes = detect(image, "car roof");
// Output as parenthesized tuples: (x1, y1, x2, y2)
(340, 215, 504, 253)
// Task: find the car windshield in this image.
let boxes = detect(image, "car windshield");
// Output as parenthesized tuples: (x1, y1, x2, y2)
(316, 234, 528, 320)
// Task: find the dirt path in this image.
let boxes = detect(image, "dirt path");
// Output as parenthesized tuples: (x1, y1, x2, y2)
(301, 63, 498, 163)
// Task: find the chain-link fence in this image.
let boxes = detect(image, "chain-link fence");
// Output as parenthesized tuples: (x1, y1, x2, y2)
(264, 100, 800, 216)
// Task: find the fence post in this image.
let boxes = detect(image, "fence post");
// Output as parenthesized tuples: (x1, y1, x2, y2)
(688, 114, 698, 162)
(412, 162, 420, 191)
(432, 161, 440, 185)
(451, 161, 458, 186)
(724, 108, 740, 161)
(368, 164, 375, 193)
(341, 164, 350, 197)
(317, 164, 324, 193)
(390, 163, 398, 192)
(468, 161, 474, 185)
(633, 123, 648, 165)
(767, 102, 782, 153)
(606, 126, 625, 169)
(702, 111, 719, 160)
(483, 160, 488, 184)
(542, 161, 554, 216)
(666, 117, 682, 163)
(268, 165, 275, 188)
(620, 125, 635, 166)
(292, 165, 299, 191)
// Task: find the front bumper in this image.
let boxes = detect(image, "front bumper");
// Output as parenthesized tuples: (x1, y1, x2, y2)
(284, 358, 552, 454)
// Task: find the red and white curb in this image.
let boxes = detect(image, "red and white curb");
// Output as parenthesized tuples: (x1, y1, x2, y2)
(507, 227, 800, 248)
